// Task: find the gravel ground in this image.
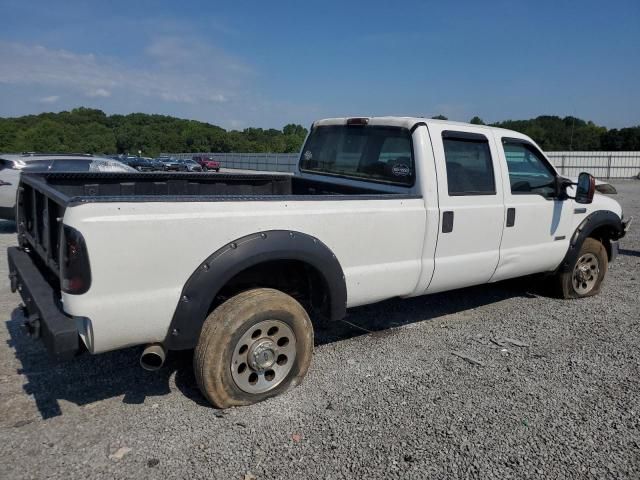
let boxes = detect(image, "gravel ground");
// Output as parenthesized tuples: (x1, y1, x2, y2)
(0, 182, 638, 479)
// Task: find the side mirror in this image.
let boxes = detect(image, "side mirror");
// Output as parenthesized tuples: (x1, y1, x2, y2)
(575, 172, 596, 204)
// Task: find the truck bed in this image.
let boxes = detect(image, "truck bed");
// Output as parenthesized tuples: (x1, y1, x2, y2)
(20, 171, 396, 206)
(16, 172, 417, 281)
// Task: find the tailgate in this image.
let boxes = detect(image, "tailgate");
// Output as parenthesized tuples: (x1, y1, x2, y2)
(16, 175, 68, 278)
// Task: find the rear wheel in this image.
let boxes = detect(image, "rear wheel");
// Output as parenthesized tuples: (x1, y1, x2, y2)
(194, 288, 313, 408)
(554, 237, 608, 298)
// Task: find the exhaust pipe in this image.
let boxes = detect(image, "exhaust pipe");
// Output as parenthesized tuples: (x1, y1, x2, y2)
(140, 343, 166, 371)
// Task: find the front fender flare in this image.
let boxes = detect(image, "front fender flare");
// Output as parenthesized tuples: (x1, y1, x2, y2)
(164, 230, 347, 350)
(558, 210, 624, 272)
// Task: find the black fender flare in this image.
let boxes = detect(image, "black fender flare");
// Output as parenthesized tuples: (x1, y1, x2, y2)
(558, 210, 624, 272)
(164, 230, 347, 350)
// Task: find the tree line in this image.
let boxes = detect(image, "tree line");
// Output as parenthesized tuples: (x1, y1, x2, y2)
(465, 115, 640, 151)
(0, 108, 308, 157)
(0, 107, 638, 156)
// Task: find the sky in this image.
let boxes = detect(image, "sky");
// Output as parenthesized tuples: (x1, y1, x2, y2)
(0, 0, 638, 130)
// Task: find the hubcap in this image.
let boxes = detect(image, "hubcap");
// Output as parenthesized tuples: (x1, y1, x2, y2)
(572, 253, 600, 295)
(230, 320, 296, 394)
(248, 340, 277, 370)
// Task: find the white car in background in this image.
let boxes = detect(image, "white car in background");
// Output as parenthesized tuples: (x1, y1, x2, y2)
(0, 153, 135, 220)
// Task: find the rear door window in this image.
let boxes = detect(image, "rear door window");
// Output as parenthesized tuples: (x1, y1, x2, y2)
(442, 132, 496, 196)
(299, 125, 414, 186)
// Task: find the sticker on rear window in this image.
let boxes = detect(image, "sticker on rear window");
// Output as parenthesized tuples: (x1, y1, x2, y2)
(392, 165, 411, 176)
(303, 150, 313, 161)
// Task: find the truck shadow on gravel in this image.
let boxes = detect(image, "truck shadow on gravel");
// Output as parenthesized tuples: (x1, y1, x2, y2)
(6, 275, 546, 418)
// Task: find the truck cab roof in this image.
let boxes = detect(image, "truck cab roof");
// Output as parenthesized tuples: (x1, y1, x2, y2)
(312, 116, 523, 138)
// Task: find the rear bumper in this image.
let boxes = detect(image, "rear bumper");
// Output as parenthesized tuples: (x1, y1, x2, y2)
(7, 246, 79, 360)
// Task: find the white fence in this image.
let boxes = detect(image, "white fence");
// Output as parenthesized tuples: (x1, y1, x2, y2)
(547, 152, 640, 179)
(168, 151, 640, 179)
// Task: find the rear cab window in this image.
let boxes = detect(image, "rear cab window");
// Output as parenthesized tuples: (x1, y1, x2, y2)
(299, 125, 415, 186)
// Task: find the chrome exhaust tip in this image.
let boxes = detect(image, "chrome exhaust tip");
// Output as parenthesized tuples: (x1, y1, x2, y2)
(140, 343, 166, 371)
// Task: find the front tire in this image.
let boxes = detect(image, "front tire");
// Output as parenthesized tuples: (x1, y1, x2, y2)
(554, 237, 608, 298)
(194, 288, 314, 408)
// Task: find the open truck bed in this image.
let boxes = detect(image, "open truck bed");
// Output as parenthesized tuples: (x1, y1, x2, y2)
(19, 171, 393, 207)
(15, 171, 416, 297)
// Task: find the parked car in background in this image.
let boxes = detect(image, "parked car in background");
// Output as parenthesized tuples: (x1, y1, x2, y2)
(177, 159, 203, 172)
(0, 152, 135, 219)
(119, 156, 157, 172)
(159, 157, 187, 171)
(193, 155, 221, 172)
(149, 158, 165, 171)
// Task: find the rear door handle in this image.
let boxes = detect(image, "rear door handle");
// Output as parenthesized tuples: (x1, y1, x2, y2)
(442, 211, 454, 233)
(506, 207, 516, 227)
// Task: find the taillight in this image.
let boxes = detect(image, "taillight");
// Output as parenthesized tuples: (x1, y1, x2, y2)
(60, 225, 91, 294)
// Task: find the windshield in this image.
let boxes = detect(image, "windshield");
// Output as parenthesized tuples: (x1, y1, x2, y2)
(299, 125, 414, 186)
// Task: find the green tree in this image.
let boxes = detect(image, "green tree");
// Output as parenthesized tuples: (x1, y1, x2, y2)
(469, 116, 485, 125)
(1, 108, 636, 154)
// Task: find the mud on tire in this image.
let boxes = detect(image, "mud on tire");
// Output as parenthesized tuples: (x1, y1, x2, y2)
(194, 288, 314, 408)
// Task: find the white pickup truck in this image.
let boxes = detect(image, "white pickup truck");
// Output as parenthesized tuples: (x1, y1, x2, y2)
(8, 117, 630, 408)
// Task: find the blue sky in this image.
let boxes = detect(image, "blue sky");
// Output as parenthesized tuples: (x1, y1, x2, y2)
(0, 0, 638, 129)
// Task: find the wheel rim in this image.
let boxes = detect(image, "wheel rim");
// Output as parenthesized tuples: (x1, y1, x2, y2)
(231, 320, 296, 394)
(572, 253, 600, 295)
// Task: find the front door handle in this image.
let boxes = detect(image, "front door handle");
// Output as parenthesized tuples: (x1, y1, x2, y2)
(506, 207, 516, 227)
(442, 211, 454, 233)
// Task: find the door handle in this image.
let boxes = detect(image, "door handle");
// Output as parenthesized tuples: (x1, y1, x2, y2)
(506, 207, 516, 227)
(442, 211, 454, 233)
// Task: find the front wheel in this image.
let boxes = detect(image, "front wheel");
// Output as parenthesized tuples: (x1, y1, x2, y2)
(194, 288, 314, 408)
(554, 237, 608, 298)
(202, 166, 208, 172)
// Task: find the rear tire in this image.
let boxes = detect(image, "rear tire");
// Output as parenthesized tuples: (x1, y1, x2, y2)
(194, 288, 314, 408)
(554, 237, 608, 299)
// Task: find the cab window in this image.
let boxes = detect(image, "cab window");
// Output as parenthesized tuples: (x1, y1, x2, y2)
(442, 132, 496, 196)
(502, 140, 556, 196)
(299, 125, 414, 186)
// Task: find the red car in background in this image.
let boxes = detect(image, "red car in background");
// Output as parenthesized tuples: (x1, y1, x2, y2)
(192, 155, 221, 172)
